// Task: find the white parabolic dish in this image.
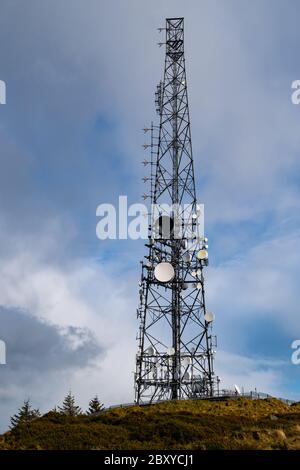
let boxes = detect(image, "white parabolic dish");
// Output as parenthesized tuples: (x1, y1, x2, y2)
(154, 262, 175, 283)
(167, 347, 175, 356)
(204, 311, 215, 323)
(197, 249, 208, 260)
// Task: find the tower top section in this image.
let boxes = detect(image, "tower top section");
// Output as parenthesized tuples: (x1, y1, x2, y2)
(165, 18, 184, 60)
(154, 16, 195, 211)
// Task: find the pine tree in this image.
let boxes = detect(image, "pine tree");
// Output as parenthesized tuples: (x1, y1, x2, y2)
(87, 396, 104, 414)
(58, 391, 82, 416)
(10, 399, 41, 428)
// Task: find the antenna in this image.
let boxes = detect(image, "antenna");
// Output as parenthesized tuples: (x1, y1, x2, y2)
(204, 311, 215, 323)
(197, 249, 208, 261)
(135, 18, 219, 404)
(154, 262, 175, 283)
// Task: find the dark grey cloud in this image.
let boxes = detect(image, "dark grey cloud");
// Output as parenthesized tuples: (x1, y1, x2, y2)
(0, 306, 103, 431)
(0, 306, 101, 372)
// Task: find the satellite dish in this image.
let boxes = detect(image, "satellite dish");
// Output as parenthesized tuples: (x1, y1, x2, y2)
(154, 262, 175, 283)
(192, 380, 204, 393)
(183, 356, 191, 365)
(204, 311, 215, 323)
(191, 271, 197, 277)
(183, 372, 190, 380)
(182, 252, 191, 263)
(196, 283, 202, 290)
(167, 347, 175, 356)
(154, 215, 174, 239)
(234, 384, 241, 395)
(197, 249, 208, 260)
(146, 346, 154, 355)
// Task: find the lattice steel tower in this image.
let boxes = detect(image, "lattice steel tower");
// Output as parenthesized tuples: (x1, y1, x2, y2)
(135, 17, 219, 404)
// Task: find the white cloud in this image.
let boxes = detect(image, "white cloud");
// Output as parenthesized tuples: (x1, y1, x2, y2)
(217, 350, 285, 397)
(0, 222, 137, 410)
(206, 230, 300, 338)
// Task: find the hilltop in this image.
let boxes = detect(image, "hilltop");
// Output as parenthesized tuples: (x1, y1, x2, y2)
(1, 398, 300, 450)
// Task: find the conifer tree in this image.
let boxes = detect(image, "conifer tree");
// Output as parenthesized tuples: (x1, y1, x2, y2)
(58, 391, 82, 416)
(10, 399, 41, 428)
(87, 396, 104, 414)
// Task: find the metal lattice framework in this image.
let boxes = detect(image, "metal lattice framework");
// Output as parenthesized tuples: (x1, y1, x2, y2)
(135, 18, 219, 404)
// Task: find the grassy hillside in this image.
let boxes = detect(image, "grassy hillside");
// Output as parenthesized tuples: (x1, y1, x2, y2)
(1, 398, 300, 450)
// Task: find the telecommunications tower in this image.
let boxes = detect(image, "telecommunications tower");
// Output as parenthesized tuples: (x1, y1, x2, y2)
(135, 18, 219, 404)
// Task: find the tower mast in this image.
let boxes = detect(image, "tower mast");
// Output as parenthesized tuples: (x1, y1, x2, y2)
(135, 17, 219, 404)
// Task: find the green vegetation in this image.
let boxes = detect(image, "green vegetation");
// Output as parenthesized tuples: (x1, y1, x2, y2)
(57, 391, 82, 416)
(10, 399, 41, 429)
(1, 398, 300, 450)
(87, 396, 104, 415)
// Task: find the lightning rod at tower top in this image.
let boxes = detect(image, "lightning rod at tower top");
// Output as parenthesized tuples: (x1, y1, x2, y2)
(135, 17, 220, 404)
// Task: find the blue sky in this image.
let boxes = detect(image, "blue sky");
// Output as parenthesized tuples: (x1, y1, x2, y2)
(0, 0, 300, 431)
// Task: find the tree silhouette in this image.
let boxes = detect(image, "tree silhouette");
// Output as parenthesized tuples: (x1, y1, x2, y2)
(87, 396, 104, 414)
(10, 399, 41, 428)
(58, 391, 82, 416)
